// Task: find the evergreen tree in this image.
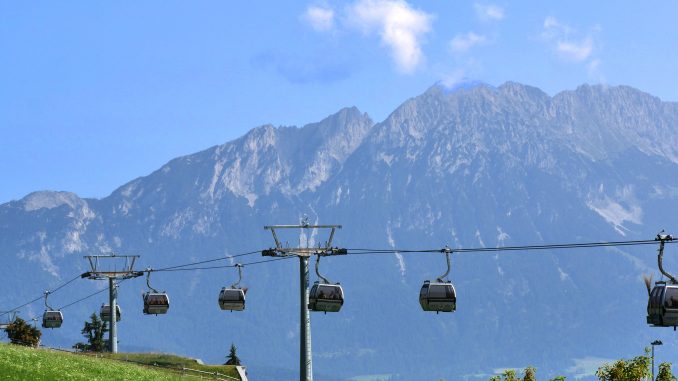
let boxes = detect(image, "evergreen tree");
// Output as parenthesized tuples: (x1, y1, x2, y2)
(73, 313, 108, 352)
(657, 363, 677, 381)
(225, 343, 241, 366)
(549, 377, 566, 381)
(4, 317, 41, 347)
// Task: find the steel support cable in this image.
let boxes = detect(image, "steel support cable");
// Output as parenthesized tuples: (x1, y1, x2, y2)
(58, 279, 129, 311)
(2, 239, 672, 317)
(1, 253, 278, 317)
(0, 295, 44, 319)
(0, 272, 84, 319)
(345, 239, 672, 256)
(49, 273, 82, 294)
(151, 256, 295, 272)
(149, 250, 260, 272)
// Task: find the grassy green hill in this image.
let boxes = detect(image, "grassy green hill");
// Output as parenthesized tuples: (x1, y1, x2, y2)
(104, 352, 239, 379)
(0, 343, 240, 381)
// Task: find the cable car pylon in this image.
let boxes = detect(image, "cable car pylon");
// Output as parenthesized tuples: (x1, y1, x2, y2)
(262, 217, 347, 381)
(81, 253, 143, 353)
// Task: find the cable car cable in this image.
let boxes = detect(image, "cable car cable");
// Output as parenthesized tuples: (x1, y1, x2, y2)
(1, 255, 284, 317)
(0, 272, 84, 319)
(151, 256, 295, 272)
(2, 237, 674, 320)
(0, 295, 44, 319)
(344, 238, 673, 256)
(58, 279, 129, 311)
(147, 250, 261, 272)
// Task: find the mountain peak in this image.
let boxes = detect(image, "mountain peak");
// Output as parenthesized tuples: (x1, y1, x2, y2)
(20, 191, 85, 212)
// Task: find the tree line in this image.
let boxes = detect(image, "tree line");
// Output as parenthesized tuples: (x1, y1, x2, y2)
(484, 351, 676, 381)
(4, 313, 242, 366)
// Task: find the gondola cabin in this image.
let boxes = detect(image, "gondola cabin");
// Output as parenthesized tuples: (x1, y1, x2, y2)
(143, 292, 170, 315)
(218, 287, 246, 311)
(308, 282, 344, 313)
(100, 304, 122, 322)
(42, 310, 63, 328)
(647, 282, 678, 328)
(419, 280, 456, 313)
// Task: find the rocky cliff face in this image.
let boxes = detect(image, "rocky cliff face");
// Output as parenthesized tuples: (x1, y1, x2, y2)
(2, 83, 677, 380)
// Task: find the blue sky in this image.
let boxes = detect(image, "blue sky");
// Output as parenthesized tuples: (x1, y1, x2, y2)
(1, 1, 677, 203)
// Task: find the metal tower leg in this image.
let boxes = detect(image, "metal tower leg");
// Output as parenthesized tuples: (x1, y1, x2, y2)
(109, 278, 118, 353)
(300, 256, 313, 381)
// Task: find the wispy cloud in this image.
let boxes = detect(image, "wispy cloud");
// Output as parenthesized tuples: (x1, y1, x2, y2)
(439, 69, 467, 89)
(542, 16, 596, 63)
(541, 16, 605, 82)
(555, 38, 593, 62)
(302, 5, 335, 32)
(450, 31, 487, 53)
(346, 0, 433, 73)
(474, 3, 505, 22)
(566, 357, 615, 380)
(587, 58, 605, 82)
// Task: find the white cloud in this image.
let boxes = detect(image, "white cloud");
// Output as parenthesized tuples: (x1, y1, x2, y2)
(303, 5, 335, 32)
(556, 37, 593, 62)
(450, 31, 487, 53)
(439, 69, 467, 88)
(474, 3, 505, 21)
(543, 16, 567, 32)
(587, 58, 605, 82)
(347, 0, 433, 73)
(567, 357, 615, 380)
(542, 16, 596, 63)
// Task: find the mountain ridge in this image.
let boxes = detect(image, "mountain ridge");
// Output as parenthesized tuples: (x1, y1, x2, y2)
(2, 81, 678, 380)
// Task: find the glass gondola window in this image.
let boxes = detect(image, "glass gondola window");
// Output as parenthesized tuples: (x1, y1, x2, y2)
(665, 287, 678, 308)
(220, 289, 245, 302)
(650, 287, 662, 309)
(318, 285, 340, 300)
(429, 284, 454, 299)
(420, 284, 429, 298)
(147, 294, 167, 305)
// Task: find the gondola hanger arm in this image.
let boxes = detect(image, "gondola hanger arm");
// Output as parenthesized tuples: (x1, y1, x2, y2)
(436, 246, 453, 283)
(656, 233, 677, 284)
(315, 254, 332, 284)
(145, 268, 159, 293)
(231, 264, 243, 288)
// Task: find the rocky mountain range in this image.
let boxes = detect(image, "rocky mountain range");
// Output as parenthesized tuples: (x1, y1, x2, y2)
(2, 82, 678, 380)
